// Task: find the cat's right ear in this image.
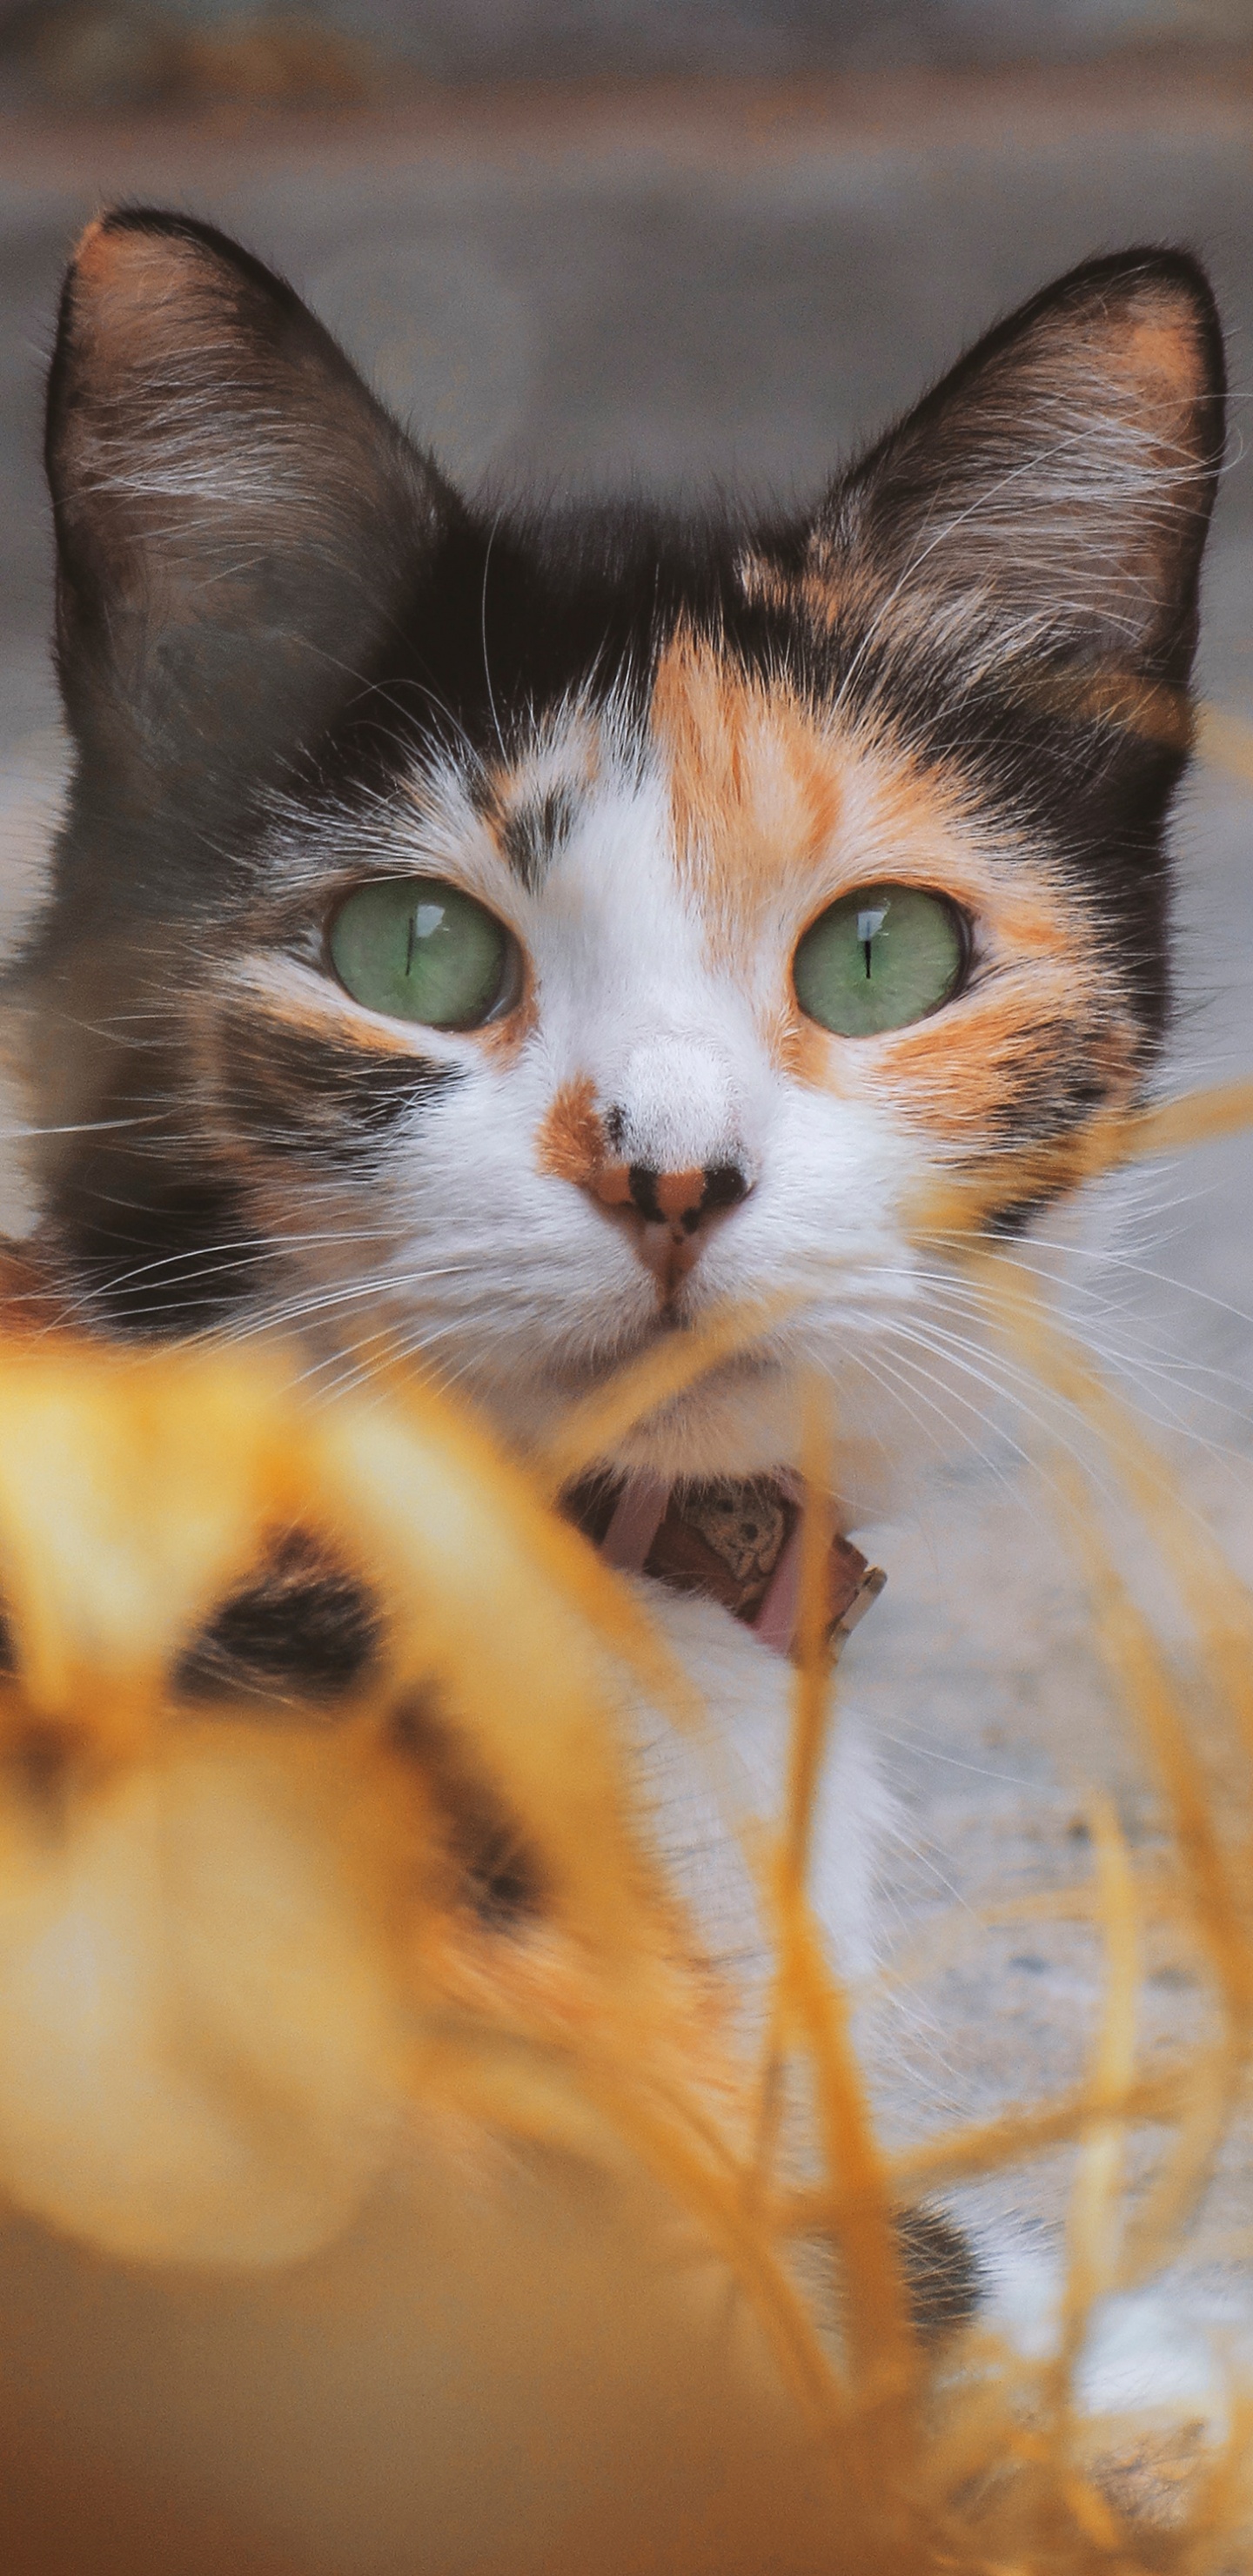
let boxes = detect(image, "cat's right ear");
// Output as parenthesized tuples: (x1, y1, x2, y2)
(47, 209, 458, 821)
(795, 249, 1225, 698)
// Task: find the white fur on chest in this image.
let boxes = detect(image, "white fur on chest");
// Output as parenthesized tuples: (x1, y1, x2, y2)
(629, 1580, 891, 1985)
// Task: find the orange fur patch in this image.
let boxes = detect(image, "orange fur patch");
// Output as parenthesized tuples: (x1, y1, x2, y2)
(777, 976, 1141, 1152)
(535, 1078, 605, 1188)
(650, 627, 1137, 1150)
(475, 989, 538, 1063)
(1122, 305, 1204, 409)
(865, 986, 1137, 1146)
(651, 630, 842, 961)
(736, 543, 858, 637)
(653, 1171, 705, 1219)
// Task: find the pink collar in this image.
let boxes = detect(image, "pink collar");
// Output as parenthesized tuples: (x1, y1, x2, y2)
(563, 1472, 884, 1662)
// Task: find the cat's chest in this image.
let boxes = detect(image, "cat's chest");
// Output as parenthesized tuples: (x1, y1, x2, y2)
(626, 1578, 889, 1985)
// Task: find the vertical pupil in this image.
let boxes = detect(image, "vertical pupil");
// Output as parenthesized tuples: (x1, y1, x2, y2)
(857, 906, 888, 979)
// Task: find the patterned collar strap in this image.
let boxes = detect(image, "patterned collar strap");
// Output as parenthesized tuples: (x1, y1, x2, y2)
(562, 1472, 884, 1663)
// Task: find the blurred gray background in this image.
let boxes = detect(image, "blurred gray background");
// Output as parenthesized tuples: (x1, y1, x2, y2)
(1, 24, 1253, 2520)
(4, 0, 1253, 96)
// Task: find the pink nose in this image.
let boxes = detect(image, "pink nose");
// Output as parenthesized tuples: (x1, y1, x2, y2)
(592, 1164, 747, 1230)
(587, 1162, 750, 1304)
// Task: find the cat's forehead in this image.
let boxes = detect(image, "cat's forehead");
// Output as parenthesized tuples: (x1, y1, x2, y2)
(383, 621, 1015, 950)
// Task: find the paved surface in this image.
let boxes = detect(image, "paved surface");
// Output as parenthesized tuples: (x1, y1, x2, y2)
(1, 59, 1253, 2472)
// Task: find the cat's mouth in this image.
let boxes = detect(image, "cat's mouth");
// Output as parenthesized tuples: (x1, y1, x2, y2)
(544, 1311, 776, 1392)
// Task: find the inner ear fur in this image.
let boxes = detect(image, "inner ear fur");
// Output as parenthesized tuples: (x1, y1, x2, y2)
(813, 249, 1226, 689)
(47, 207, 457, 817)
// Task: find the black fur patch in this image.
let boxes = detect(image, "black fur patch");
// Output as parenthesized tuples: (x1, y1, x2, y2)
(980, 1023, 1119, 1147)
(498, 783, 579, 891)
(177, 1531, 380, 1707)
(217, 1011, 461, 1164)
(896, 2203, 982, 2339)
(50, 1150, 258, 1336)
(390, 1692, 545, 1926)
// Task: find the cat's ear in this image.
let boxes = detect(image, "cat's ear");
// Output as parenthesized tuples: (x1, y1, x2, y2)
(47, 208, 457, 815)
(810, 250, 1224, 689)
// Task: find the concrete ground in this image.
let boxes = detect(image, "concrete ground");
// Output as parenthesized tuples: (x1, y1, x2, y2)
(1, 59, 1253, 2556)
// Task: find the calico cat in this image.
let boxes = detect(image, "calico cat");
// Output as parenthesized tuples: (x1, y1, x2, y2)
(4, 212, 1224, 2015)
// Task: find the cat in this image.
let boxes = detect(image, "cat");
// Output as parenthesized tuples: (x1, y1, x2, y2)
(1, 216, 1225, 2330)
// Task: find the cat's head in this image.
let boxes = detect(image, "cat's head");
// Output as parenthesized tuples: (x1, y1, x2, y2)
(14, 211, 1224, 1485)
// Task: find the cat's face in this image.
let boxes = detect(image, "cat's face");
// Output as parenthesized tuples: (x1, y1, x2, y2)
(204, 647, 1122, 1486)
(16, 213, 1224, 1489)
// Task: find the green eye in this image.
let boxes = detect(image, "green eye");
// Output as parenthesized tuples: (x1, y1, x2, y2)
(793, 883, 966, 1037)
(328, 878, 518, 1030)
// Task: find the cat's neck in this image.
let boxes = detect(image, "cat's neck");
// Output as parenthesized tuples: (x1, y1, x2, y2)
(563, 1468, 884, 1662)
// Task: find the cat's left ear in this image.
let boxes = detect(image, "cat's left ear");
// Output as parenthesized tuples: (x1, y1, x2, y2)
(46, 208, 460, 828)
(807, 248, 1225, 688)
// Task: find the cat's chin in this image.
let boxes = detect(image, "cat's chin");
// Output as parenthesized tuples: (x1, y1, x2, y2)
(490, 1346, 902, 1526)
(606, 1353, 801, 1482)
(608, 1377, 901, 1521)
(465, 1339, 794, 1481)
